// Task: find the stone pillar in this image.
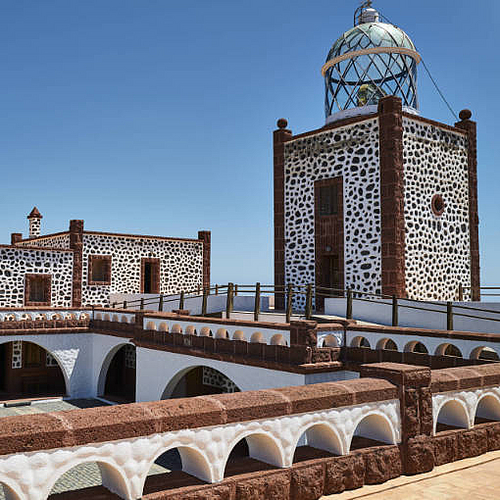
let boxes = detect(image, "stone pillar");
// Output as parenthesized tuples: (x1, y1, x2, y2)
(10, 233, 22, 245)
(274, 118, 292, 310)
(69, 220, 84, 308)
(198, 230, 211, 291)
(27, 207, 43, 239)
(289, 320, 318, 347)
(455, 110, 480, 301)
(378, 97, 407, 298)
(360, 362, 434, 474)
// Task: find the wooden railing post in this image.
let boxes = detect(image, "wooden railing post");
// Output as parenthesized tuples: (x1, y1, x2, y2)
(286, 283, 293, 323)
(202, 287, 208, 316)
(346, 288, 353, 320)
(447, 301, 453, 331)
(158, 294, 164, 312)
(226, 283, 234, 319)
(458, 284, 464, 302)
(215, 284, 219, 295)
(179, 291, 185, 310)
(140, 298, 145, 311)
(123, 300, 127, 310)
(234, 284, 238, 297)
(111, 302, 116, 309)
(305, 284, 313, 320)
(392, 295, 398, 327)
(254, 282, 261, 322)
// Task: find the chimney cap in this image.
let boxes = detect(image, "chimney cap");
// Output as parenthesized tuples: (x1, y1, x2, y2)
(27, 207, 43, 219)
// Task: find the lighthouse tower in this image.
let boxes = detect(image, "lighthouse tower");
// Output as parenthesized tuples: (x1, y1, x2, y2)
(273, 2, 479, 308)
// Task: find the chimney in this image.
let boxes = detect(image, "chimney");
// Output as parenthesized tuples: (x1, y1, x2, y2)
(11, 233, 23, 245)
(27, 207, 43, 238)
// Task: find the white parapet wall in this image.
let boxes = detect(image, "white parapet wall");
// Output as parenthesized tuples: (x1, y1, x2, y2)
(110, 293, 270, 315)
(0, 397, 400, 500)
(325, 298, 500, 333)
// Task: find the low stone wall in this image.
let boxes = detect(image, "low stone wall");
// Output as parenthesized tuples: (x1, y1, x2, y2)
(1, 363, 500, 499)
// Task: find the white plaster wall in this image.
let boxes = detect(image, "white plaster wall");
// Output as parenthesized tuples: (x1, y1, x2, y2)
(142, 316, 291, 345)
(325, 298, 500, 334)
(346, 328, 500, 359)
(0, 398, 400, 499)
(135, 346, 306, 402)
(109, 293, 270, 315)
(0, 333, 132, 399)
(432, 386, 500, 434)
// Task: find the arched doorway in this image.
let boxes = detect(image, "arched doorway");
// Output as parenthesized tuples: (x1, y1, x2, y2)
(163, 366, 240, 399)
(0, 341, 66, 401)
(101, 344, 136, 403)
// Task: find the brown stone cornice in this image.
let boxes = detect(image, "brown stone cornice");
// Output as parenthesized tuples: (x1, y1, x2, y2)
(0, 377, 397, 456)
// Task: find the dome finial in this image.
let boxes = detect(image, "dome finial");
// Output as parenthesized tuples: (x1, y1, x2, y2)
(355, 1, 379, 26)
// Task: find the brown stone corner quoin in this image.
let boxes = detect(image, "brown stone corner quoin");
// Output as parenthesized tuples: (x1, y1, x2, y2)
(69, 219, 84, 308)
(455, 109, 480, 301)
(274, 118, 293, 310)
(198, 230, 211, 290)
(359, 362, 434, 475)
(378, 95, 407, 298)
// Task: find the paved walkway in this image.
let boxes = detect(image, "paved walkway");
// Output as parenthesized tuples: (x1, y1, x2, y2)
(322, 449, 500, 499)
(0, 398, 110, 418)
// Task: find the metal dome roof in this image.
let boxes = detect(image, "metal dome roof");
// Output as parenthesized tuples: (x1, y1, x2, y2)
(326, 22, 416, 63)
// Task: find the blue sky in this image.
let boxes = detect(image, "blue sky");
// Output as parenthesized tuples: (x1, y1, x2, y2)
(0, 1, 498, 287)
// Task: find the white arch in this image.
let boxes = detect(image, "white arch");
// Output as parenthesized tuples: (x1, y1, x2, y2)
(435, 343, 462, 357)
(185, 325, 197, 335)
(376, 338, 398, 351)
(97, 342, 135, 397)
(349, 412, 397, 450)
(216, 328, 229, 339)
(292, 422, 344, 460)
(43, 459, 131, 500)
(351, 336, 370, 348)
(250, 332, 264, 343)
(434, 399, 470, 434)
(222, 431, 285, 475)
(160, 365, 239, 400)
(270, 334, 287, 346)
(322, 335, 339, 348)
(200, 327, 212, 337)
(0, 339, 70, 396)
(141, 445, 213, 490)
(404, 340, 428, 354)
(474, 393, 500, 422)
(469, 346, 500, 361)
(0, 475, 25, 500)
(232, 330, 246, 341)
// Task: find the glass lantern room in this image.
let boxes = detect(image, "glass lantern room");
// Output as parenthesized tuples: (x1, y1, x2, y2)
(323, 2, 420, 123)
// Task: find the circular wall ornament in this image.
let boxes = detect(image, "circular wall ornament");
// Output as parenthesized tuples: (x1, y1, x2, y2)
(431, 194, 445, 216)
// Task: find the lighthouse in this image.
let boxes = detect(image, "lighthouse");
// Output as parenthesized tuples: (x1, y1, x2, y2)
(273, 1, 479, 308)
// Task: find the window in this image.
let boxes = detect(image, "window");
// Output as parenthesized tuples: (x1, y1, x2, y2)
(88, 255, 112, 285)
(25, 274, 51, 306)
(319, 185, 338, 215)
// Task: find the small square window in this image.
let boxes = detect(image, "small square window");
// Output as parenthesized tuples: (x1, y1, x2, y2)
(25, 274, 51, 306)
(319, 185, 338, 215)
(88, 255, 112, 285)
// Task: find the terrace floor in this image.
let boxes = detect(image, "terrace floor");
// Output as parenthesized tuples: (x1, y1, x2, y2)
(322, 448, 500, 499)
